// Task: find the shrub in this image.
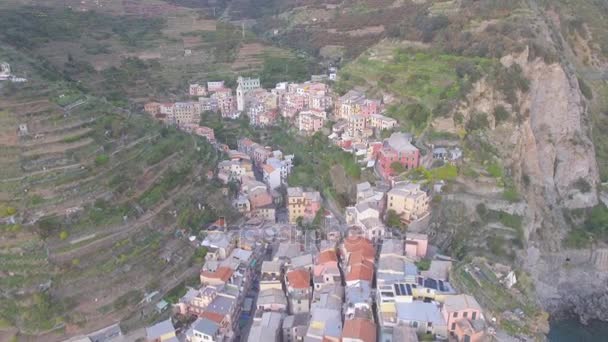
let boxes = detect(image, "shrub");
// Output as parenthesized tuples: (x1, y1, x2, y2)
(486, 163, 503, 178)
(95, 154, 109, 166)
(466, 112, 489, 131)
(503, 187, 520, 202)
(391, 162, 406, 174)
(386, 210, 404, 229)
(584, 204, 608, 236)
(574, 177, 592, 193)
(476, 203, 488, 218)
(564, 229, 591, 248)
(493, 105, 510, 124)
(415, 259, 431, 271)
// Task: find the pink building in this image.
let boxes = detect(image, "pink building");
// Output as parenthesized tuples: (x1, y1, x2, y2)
(144, 102, 160, 115)
(194, 126, 215, 142)
(404, 232, 428, 259)
(442, 295, 484, 339)
(298, 110, 326, 135)
(360, 99, 382, 116)
(189, 83, 208, 97)
(377, 132, 420, 178)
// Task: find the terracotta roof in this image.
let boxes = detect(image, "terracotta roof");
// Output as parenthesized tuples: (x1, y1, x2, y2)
(343, 236, 375, 254)
(286, 269, 310, 289)
(349, 251, 374, 266)
(201, 311, 224, 324)
(346, 261, 374, 282)
(201, 266, 233, 282)
(342, 318, 377, 342)
(317, 250, 338, 265)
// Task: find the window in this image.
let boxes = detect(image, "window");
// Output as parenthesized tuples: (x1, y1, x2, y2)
(451, 323, 456, 330)
(453, 312, 458, 318)
(412, 321, 418, 328)
(472, 312, 477, 320)
(463, 311, 468, 318)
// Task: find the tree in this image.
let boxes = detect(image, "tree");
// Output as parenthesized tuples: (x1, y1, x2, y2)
(390, 162, 405, 175)
(386, 210, 404, 229)
(493, 105, 510, 124)
(59, 230, 69, 240)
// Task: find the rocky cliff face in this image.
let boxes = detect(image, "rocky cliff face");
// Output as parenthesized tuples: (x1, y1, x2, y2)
(451, 42, 604, 321)
(502, 45, 604, 321)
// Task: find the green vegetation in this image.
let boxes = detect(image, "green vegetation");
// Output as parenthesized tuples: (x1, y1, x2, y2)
(493, 105, 510, 124)
(0, 205, 16, 218)
(409, 165, 458, 183)
(259, 55, 310, 88)
(452, 262, 541, 336)
(0, 6, 165, 49)
(466, 112, 490, 132)
(564, 229, 592, 248)
(335, 48, 493, 133)
(386, 103, 430, 133)
(486, 162, 503, 178)
(415, 259, 431, 271)
(386, 209, 404, 229)
(200, 22, 250, 61)
(583, 204, 608, 238)
(269, 129, 361, 196)
(94, 154, 109, 167)
(502, 186, 520, 202)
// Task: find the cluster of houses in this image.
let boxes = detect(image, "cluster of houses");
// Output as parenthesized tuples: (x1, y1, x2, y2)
(346, 180, 430, 239)
(143, 81, 226, 142)
(139, 69, 486, 342)
(214, 137, 296, 223)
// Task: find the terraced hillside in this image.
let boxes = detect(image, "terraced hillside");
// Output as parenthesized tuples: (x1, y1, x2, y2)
(0, 0, 302, 107)
(0, 45, 238, 340)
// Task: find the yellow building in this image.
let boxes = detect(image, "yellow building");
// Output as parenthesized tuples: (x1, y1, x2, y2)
(287, 187, 322, 224)
(387, 182, 430, 222)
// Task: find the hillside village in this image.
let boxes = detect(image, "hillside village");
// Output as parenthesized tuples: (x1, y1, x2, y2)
(117, 72, 499, 342)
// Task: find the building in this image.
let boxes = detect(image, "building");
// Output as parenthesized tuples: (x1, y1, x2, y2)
(212, 88, 237, 119)
(368, 114, 397, 130)
(190, 83, 208, 97)
(386, 182, 429, 223)
(377, 239, 418, 286)
(282, 313, 309, 342)
(305, 307, 342, 341)
(173, 101, 201, 125)
(0, 62, 11, 80)
(238, 76, 261, 92)
(247, 311, 284, 342)
(405, 233, 429, 259)
(377, 132, 420, 178)
(145, 319, 176, 342)
(313, 249, 341, 290)
(342, 318, 377, 342)
(200, 266, 234, 286)
(187, 318, 220, 342)
(256, 288, 288, 313)
(144, 102, 161, 115)
(260, 261, 283, 290)
(395, 301, 448, 339)
(298, 110, 327, 135)
(442, 294, 483, 337)
(207, 81, 225, 92)
(285, 268, 311, 314)
(287, 187, 322, 224)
